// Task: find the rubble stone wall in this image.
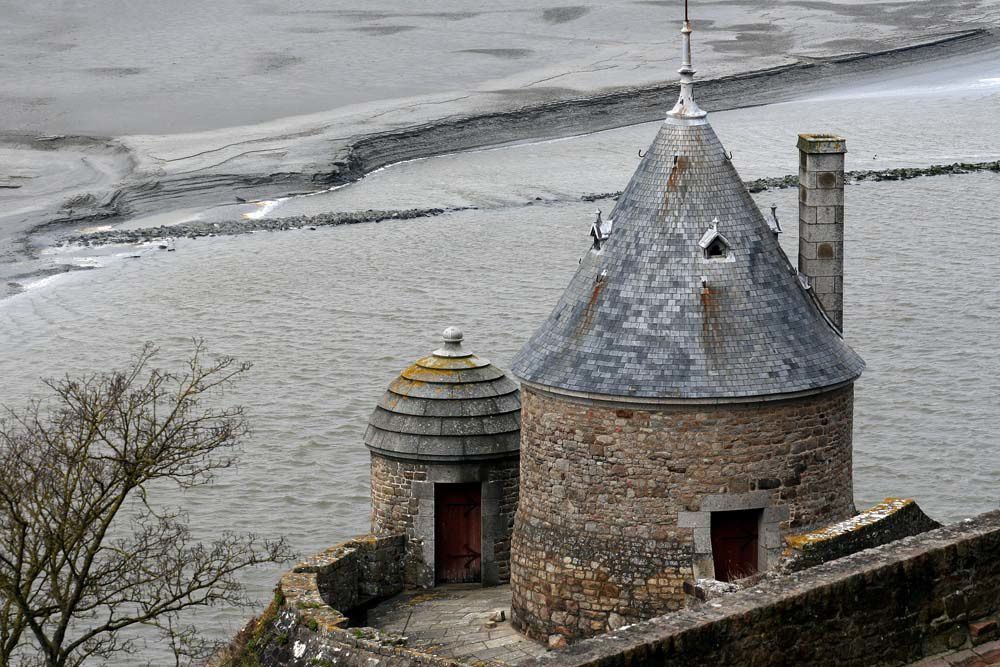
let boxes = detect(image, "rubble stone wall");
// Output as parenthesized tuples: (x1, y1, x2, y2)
(370, 454, 519, 587)
(531, 510, 1000, 667)
(511, 383, 855, 640)
(231, 535, 505, 667)
(278, 533, 406, 632)
(782, 497, 941, 571)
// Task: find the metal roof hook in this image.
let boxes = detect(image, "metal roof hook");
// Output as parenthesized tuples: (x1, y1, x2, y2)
(638, 149, 647, 158)
(723, 150, 734, 161)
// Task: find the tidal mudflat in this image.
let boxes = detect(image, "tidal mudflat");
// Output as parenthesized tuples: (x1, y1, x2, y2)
(2, 1, 999, 295)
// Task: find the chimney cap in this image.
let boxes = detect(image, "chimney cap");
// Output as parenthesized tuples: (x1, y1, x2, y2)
(797, 134, 847, 154)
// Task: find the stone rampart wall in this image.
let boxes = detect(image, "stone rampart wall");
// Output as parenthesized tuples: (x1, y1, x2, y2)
(527, 510, 1000, 667)
(279, 534, 405, 632)
(511, 384, 855, 640)
(782, 497, 941, 571)
(232, 533, 506, 666)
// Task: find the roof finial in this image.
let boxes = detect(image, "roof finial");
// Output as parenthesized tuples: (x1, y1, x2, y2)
(668, 0, 707, 121)
(434, 326, 472, 358)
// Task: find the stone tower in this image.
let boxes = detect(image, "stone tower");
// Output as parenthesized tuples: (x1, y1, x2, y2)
(366, 327, 521, 588)
(507, 12, 865, 641)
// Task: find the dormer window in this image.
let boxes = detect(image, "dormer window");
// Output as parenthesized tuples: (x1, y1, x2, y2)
(705, 237, 728, 258)
(698, 218, 731, 260)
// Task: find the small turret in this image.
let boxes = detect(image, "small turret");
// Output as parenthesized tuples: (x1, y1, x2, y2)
(366, 328, 521, 588)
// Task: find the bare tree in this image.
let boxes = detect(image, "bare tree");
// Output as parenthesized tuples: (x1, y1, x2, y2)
(0, 343, 294, 666)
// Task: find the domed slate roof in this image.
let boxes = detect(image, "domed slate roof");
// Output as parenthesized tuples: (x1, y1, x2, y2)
(510, 23, 864, 401)
(365, 328, 521, 462)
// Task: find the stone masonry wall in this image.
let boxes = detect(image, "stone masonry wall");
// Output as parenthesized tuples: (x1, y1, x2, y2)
(782, 497, 941, 571)
(370, 454, 519, 586)
(237, 540, 503, 667)
(511, 383, 855, 641)
(529, 510, 1000, 667)
(371, 455, 427, 585)
(278, 533, 406, 631)
(495, 460, 520, 583)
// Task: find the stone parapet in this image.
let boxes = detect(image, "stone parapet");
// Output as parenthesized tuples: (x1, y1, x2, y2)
(525, 510, 1000, 667)
(218, 533, 510, 667)
(781, 497, 941, 571)
(245, 604, 489, 667)
(278, 534, 406, 632)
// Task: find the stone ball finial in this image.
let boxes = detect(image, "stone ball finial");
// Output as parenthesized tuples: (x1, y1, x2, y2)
(434, 326, 469, 358)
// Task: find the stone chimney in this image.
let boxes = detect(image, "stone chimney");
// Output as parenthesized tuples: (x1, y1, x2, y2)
(797, 134, 846, 330)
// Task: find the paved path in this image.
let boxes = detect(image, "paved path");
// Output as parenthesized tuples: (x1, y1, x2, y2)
(368, 584, 548, 665)
(910, 640, 1000, 667)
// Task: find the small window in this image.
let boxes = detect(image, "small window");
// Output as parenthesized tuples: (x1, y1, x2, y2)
(704, 238, 728, 259)
(698, 219, 732, 260)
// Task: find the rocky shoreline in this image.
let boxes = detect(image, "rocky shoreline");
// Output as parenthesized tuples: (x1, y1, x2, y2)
(57, 160, 1000, 249)
(582, 160, 1000, 202)
(60, 207, 466, 247)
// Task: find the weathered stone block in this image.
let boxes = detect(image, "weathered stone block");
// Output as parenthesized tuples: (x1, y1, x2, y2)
(799, 256, 842, 278)
(799, 223, 843, 244)
(803, 153, 846, 172)
(800, 186, 845, 207)
(970, 620, 999, 645)
(813, 205, 844, 226)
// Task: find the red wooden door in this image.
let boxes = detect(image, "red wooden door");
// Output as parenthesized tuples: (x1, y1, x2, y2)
(435, 483, 482, 584)
(710, 509, 761, 582)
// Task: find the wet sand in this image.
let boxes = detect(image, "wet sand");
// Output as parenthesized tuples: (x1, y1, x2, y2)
(2, 0, 999, 296)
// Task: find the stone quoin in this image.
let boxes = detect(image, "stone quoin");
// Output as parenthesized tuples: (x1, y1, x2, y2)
(507, 9, 864, 642)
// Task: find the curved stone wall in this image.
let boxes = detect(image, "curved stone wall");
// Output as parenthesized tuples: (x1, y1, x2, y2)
(531, 511, 1000, 667)
(370, 454, 519, 587)
(510, 383, 855, 641)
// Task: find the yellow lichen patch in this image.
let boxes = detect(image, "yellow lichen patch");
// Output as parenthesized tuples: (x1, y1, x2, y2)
(405, 362, 459, 375)
(417, 354, 483, 370)
(785, 498, 913, 549)
(400, 363, 465, 381)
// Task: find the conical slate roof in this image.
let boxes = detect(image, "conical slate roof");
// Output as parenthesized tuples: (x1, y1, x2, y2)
(365, 328, 521, 462)
(511, 26, 863, 401)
